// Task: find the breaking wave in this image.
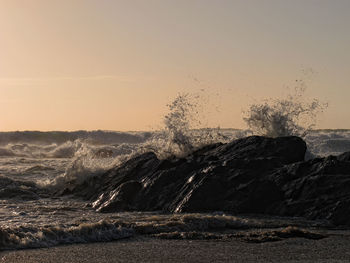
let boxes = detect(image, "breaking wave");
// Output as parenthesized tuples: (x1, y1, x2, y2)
(0, 131, 151, 159)
(0, 212, 328, 250)
(0, 175, 40, 200)
(0, 220, 133, 250)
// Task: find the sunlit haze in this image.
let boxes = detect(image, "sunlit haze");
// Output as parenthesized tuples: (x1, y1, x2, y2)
(1, 0, 349, 131)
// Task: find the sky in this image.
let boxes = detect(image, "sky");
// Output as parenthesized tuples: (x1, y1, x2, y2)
(0, 0, 349, 131)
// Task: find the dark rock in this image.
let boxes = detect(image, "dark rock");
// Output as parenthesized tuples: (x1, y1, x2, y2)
(338, 151, 350, 162)
(59, 152, 160, 200)
(269, 155, 350, 225)
(328, 200, 350, 226)
(192, 136, 306, 165)
(93, 181, 142, 212)
(61, 136, 350, 226)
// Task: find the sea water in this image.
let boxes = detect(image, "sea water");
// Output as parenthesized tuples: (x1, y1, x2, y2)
(0, 129, 348, 249)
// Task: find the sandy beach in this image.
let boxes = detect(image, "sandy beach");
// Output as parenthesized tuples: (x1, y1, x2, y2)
(2, 235, 350, 263)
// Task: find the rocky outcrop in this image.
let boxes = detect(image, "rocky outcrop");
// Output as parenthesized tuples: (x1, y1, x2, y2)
(59, 135, 350, 226)
(267, 155, 350, 225)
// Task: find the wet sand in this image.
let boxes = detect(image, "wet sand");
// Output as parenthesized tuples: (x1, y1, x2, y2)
(1, 235, 350, 263)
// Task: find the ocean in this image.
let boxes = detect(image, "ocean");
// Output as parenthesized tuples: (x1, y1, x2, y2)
(0, 129, 349, 249)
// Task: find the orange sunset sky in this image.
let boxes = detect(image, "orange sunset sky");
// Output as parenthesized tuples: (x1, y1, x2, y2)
(0, 0, 349, 131)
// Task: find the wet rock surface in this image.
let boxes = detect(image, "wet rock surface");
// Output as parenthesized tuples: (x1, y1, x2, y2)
(60, 136, 350, 226)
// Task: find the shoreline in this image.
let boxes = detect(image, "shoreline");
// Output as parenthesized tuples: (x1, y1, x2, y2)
(2, 235, 350, 263)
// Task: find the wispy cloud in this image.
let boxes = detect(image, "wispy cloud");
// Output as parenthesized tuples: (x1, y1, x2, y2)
(0, 75, 135, 86)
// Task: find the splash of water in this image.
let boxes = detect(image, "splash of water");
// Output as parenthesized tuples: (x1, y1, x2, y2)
(44, 142, 135, 188)
(243, 85, 327, 138)
(142, 93, 231, 158)
(48, 91, 235, 188)
(163, 93, 197, 154)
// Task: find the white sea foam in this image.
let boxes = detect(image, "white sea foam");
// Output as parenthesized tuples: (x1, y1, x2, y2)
(0, 211, 327, 250)
(0, 220, 134, 250)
